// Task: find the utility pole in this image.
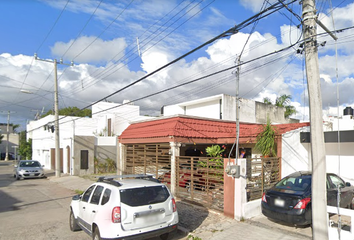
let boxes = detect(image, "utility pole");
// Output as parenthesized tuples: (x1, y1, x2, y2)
(302, 0, 328, 239)
(1, 111, 15, 161)
(35, 54, 73, 177)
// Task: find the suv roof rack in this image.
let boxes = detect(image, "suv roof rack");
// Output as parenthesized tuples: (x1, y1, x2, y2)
(97, 174, 160, 185)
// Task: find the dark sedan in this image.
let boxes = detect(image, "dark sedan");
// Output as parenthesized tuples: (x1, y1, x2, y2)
(261, 171, 354, 226)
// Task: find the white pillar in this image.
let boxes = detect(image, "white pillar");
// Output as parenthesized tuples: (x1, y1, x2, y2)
(118, 143, 126, 175)
(234, 158, 247, 220)
(169, 142, 181, 196)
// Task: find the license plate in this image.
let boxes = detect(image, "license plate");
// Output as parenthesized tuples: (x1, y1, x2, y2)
(274, 199, 285, 207)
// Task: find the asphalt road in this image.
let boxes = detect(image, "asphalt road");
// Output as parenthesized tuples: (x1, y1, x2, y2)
(0, 161, 186, 240)
(0, 161, 89, 240)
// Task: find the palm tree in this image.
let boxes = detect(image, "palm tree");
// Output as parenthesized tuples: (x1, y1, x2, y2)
(10, 124, 20, 133)
(263, 94, 296, 118)
(263, 97, 272, 105)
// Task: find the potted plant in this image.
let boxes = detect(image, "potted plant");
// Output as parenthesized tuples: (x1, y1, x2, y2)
(255, 119, 277, 157)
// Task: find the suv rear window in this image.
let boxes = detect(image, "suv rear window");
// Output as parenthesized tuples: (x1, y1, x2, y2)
(120, 186, 170, 207)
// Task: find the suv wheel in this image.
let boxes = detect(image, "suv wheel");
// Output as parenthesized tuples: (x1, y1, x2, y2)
(93, 227, 102, 240)
(69, 209, 81, 231)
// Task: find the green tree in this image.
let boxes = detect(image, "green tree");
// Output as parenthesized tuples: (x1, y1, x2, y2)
(18, 131, 32, 159)
(263, 97, 272, 105)
(255, 119, 277, 157)
(263, 94, 296, 118)
(10, 123, 20, 133)
(41, 107, 92, 118)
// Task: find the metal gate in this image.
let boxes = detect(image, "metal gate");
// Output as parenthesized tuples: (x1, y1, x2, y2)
(246, 157, 281, 201)
(124, 143, 170, 177)
(172, 156, 224, 212)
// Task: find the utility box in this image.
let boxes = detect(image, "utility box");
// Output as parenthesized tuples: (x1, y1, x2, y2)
(225, 164, 240, 178)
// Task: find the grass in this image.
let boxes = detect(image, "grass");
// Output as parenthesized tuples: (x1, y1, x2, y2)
(74, 189, 84, 195)
(187, 234, 202, 240)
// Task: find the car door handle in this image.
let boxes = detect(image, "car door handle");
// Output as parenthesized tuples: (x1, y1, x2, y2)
(83, 207, 85, 210)
(92, 210, 96, 213)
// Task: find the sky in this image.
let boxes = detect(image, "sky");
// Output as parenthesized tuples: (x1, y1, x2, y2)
(1, 0, 354, 131)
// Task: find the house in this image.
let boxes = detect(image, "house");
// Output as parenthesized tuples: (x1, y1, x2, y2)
(26, 101, 153, 175)
(283, 106, 354, 184)
(162, 94, 299, 124)
(0, 123, 19, 160)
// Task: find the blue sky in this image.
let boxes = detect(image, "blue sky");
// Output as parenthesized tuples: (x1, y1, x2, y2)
(1, 0, 354, 130)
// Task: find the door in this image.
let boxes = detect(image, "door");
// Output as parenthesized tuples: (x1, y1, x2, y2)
(78, 185, 96, 231)
(327, 174, 353, 208)
(85, 185, 104, 232)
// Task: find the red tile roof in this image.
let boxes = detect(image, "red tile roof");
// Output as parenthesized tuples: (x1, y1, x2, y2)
(119, 116, 310, 144)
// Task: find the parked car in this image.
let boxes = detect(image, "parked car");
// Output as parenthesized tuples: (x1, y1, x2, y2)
(69, 175, 178, 240)
(261, 171, 354, 226)
(13, 160, 45, 180)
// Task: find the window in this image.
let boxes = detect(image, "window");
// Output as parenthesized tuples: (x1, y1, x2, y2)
(90, 186, 104, 205)
(101, 188, 111, 205)
(275, 175, 311, 191)
(82, 185, 95, 203)
(329, 175, 345, 189)
(120, 186, 170, 207)
(80, 150, 89, 170)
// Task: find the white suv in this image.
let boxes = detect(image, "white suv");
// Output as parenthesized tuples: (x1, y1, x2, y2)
(69, 175, 179, 240)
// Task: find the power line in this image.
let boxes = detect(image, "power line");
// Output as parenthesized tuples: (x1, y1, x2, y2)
(27, 37, 300, 133)
(70, 0, 298, 111)
(66, 0, 206, 95)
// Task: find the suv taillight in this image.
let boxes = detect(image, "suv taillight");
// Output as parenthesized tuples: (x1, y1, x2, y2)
(112, 206, 121, 223)
(294, 198, 311, 209)
(172, 198, 177, 212)
(261, 192, 267, 203)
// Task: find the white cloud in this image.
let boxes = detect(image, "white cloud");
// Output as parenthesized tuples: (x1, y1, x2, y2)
(239, 0, 276, 13)
(51, 36, 127, 63)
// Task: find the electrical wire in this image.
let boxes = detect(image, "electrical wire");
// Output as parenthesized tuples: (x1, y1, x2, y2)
(27, 38, 300, 132)
(66, 0, 206, 95)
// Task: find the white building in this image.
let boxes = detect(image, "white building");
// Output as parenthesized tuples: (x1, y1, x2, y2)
(162, 94, 299, 124)
(281, 106, 354, 184)
(26, 101, 153, 175)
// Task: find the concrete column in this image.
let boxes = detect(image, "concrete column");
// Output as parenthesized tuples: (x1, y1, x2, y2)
(116, 138, 120, 175)
(169, 142, 181, 196)
(118, 143, 126, 175)
(234, 158, 247, 220)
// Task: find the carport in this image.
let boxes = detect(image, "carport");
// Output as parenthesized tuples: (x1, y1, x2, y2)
(118, 115, 309, 212)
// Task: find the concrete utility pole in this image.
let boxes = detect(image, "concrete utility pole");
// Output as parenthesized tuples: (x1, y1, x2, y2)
(0, 111, 15, 161)
(5, 111, 10, 161)
(35, 54, 73, 177)
(302, 0, 328, 239)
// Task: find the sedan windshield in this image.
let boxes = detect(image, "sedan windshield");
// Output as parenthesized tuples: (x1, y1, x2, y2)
(20, 161, 41, 167)
(275, 175, 311, 191)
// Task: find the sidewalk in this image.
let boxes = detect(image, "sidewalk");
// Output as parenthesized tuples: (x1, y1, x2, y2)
(48, 174, 312, 240)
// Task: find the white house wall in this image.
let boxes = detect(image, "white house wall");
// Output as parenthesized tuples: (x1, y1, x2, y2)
(239, 98, 256, 123)
(27, 115, 97, 172)
(186, 100, 221, 119)
(282, 129, 354, 185)
(281, 127, 311, 178)
(324, 143, 354, 184)
(163, 105, 184, 116)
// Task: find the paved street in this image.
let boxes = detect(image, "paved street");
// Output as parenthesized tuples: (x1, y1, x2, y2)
(0, 161, 313, 240)
(0, 161, 89, 240)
